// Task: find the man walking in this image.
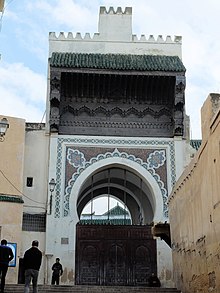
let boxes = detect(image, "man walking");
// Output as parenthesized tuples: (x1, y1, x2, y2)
(0, 239, 14, 293)
(23, 240, 42, 293)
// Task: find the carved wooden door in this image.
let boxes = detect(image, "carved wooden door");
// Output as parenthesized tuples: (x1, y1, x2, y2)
(75, 224, 156, 286)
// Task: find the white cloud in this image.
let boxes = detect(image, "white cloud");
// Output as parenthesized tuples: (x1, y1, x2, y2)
(27, 0, 97, 32)
(0, 62, 46, 122)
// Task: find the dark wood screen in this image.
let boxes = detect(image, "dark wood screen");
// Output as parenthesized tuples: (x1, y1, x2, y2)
(75, 224, 157, 286)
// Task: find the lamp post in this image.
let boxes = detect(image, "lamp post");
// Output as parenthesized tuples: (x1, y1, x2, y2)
(0, 117, 9, 142)
(49, 178, 56, 215)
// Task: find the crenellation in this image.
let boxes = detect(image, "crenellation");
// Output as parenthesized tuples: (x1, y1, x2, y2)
(93, 33, 100, 40)
(148, 35, 155, 42)
(174, 36, 182, 43)
(75, 32, 82, 40)
(49, 30, 181, 45)
(140, 34, 147, 41)
(84, 33, 92, 40)
(49, 7, 182, 58)
(67, 32, 74, 39)
(58, 32, 66, 40)
(166, 35, 172, 42)
(132, 34, 138, 41)
(116, 7, 122, 14)
(49, 32, 56, 40)
(100, 6, 132, 15)
(157, 35, 164, 42)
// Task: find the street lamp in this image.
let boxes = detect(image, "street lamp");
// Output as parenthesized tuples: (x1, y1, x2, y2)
(0, 117, 9, 142)
(49, 178, 56, 215)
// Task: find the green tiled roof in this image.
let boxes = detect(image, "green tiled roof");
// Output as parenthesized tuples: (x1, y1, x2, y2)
(0, 194, 24, 203)
(50, 52, 186, 72)
(79, 218, 131, 225)
(103, 205, 129, 216)
(80, 204, 131, 225)
(190, 139, 202, 151)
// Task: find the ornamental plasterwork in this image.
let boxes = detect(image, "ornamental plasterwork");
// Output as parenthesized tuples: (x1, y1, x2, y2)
(67, 149, 85, 167)
(147, 150, 166, 169)
(55, 137, 176, 218)
(64, 149, 167, 217)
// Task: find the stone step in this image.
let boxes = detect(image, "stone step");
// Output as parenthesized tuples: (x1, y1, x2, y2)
(5, 284, 181, 293)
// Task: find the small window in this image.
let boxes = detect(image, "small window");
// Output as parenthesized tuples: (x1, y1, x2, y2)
(26, 177, 33, 187)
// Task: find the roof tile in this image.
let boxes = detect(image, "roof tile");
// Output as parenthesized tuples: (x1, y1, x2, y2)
(50, 53, 186, 72)
(0, 194, 24, 203)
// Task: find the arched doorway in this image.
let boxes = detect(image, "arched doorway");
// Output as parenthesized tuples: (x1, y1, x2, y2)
(74, 163, 160, 286)
(77, 166, 155, 224)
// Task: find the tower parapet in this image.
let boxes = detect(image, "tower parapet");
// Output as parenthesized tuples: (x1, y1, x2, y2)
(49, 6, 182, 58)
(49, 31, 182, 44)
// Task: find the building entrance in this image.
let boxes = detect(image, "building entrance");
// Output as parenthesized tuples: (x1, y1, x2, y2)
(75, 224, 157, 286)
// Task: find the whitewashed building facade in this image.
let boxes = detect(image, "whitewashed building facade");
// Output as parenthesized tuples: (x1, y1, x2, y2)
(1, 6, 194, 288)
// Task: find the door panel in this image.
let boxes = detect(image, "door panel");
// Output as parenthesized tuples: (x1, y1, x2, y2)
(80, 245, 99, 285)
(75, 225, 156, 286)
(105, 244, 126, 285)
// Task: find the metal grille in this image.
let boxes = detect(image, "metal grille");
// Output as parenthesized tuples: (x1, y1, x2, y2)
(22, 213, 46, 232)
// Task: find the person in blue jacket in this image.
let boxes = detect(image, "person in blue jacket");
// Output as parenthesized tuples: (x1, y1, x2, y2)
(0, 239, 14, 293)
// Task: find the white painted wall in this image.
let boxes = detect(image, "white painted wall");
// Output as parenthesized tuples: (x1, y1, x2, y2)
(49, 33, 182, 58)
(23, 129, 49, 214)
(157, 239, 174, 288)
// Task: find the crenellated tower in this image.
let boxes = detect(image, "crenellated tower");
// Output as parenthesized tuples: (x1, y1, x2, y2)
(47, 6, 186, 138)
(98, 6, 132, 41)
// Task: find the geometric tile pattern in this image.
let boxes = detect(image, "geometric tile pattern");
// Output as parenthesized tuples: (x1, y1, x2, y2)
(55, 137, 176, 218)
(67, 148, 85, 167)
(147, 150, 166, 169)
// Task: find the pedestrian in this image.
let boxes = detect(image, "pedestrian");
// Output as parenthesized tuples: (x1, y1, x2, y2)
(51, 258, 63, 285)
(148, 272, 161, 287)
(0, 239, 14, 293)
(23, 240, 42, 293)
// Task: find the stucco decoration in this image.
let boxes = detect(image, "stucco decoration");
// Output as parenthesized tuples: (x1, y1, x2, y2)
(64, 148, 167, 217)
(67, 149, 85, 167)
(55, 137, 176, 219)
(147, 150, 166, 169)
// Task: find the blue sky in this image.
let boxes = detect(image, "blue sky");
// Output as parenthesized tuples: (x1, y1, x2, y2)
(1, 0, 220, 138)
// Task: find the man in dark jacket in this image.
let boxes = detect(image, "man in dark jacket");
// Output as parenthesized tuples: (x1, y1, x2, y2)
(23, 240, 42, 293)
(51, 258, 63, 285)
(0, 239, 14, 293)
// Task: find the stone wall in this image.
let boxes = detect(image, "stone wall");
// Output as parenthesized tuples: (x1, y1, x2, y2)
(168, 94, 220, 293)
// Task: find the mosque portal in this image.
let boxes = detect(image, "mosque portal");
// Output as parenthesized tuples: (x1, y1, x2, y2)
(45, 6, 186, 287)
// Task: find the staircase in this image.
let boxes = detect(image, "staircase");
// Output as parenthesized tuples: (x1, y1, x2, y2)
(5, 284, 181, 293)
